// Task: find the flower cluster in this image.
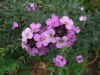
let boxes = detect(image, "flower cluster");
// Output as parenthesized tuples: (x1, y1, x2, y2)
(21, 14, 81, 66)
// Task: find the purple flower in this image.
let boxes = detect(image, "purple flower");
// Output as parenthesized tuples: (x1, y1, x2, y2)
(72, 26, 80, 34)
(22, 28, 33, 41)
(55, 36, 68, 48)
(26, 7, 31, 11)
(34, 33, 48, 48)
(75, 26, 80, 33)
(29, 48, 38, 56)
(25, 47, 38, 56)
(38, 47, 48, 56)
(21, 41, 27, 49)
(60, 16, 74, 30)
(79, 16, 87, 21)
(46, 14, 60, 28)
(80, 7, 84, 11)
(53, 55, 67, 67)
(76, 55, 83, 64)
(66, 32, 76, 47)
(44, 29, 56, 43)
(30, 23, 41, 32)
(26, 3, 36, 11)
(12, 22, 18, 29)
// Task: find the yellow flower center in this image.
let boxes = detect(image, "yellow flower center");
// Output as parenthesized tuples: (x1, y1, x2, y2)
(25, 33, 29, 37)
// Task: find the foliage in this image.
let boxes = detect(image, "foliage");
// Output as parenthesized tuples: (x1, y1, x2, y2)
(0, 0, 100, 75)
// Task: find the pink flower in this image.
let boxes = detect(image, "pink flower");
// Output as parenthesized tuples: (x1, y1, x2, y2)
(12, 22, 18, 29)
(60, 16, 74, 30)
(55, 36, 68, 48)
(79, 16, 87, 21)
(30, 23, 41, 32)
(38, 47, 48, 56)
(46, 14, 60, 28)
(22, 28, 33, 41)
(66, 32, 76, 47)
(72, 26, 80, 33)
(44, 29, 56, 43)
(34, 33, 48, 48)
(26, 3, 36, 11)
(21, 41, 27, 49)
(26, 7, 31, 11)
(29, 48, 38, 56)
(76, 55, 83, 63)
(75, 26, 80, 33)
(80, 7, 84, 11)
(53, 55, 67, 67)
(34, 34, 40, 41)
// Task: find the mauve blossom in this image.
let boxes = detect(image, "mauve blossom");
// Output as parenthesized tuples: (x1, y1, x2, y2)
(22, 28, 33, 41)
(24, 46, 38, 56)
(72, 26, 80, 33)
(12, 22, 18, 29)
(44, 29, 56, 43)
(21, 41, 27, 49)
(51, 14, 60, 26)
(46, 14, 60, 28)
(66, 40, 74, 47)
(34, 34, 40, 41)
(26, 7, 31, 11)
(66, 32, 76, 47)
(80, 7, 84, 11)
(38, 47, 48, 56)
(26, 3, 36, 11)
(75, 26, 80, 33)
(34, 33, 48, 48)
(76, 55, 83, 63)
(55, 36, 68, 48)
(60, 16, 74, 30)
(29, 48, 38, 56)
(30, 23, 41, 32)
(53, 55, 67, 67)
(79, 16, 87, 21)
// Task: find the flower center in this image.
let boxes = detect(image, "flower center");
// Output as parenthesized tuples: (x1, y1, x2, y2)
(54, 25, 67, 37)
(25, 33, 29, 37)
(51, 21, 55, 25)
(64, 21, 68, 24)
(58, 40, 64, 44)
(49, 33, 53, 38)
(78, 58, 82, 61)
(27, 38, 36, 48)
(40, 37, 44, 41)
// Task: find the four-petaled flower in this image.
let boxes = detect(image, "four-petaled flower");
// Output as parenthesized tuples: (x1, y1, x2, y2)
(44, 29, 56, 43)
(60, 16, 74, 30)
(53, 55, 67, 67)
(79, 16, 87, 21)
(26, 3, 36, 11)
(30, 23, 41, 32)
(34, 33, 48, 48)
(55, 36, 68, 48)
(46, 14, 60, 28)
(76, 55, 83, 64)
(22, 28, 33, 41)
(38, 47, 48, 56)
(12, 22, 18, 29)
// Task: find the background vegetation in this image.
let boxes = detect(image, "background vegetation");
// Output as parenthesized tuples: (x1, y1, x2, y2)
(0, 0, 100, 75)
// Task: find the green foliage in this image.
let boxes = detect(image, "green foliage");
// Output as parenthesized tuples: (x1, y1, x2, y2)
(0, 0, 100, 75)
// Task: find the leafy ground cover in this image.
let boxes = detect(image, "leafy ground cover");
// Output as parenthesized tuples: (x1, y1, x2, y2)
(0, 0, 100, 75)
